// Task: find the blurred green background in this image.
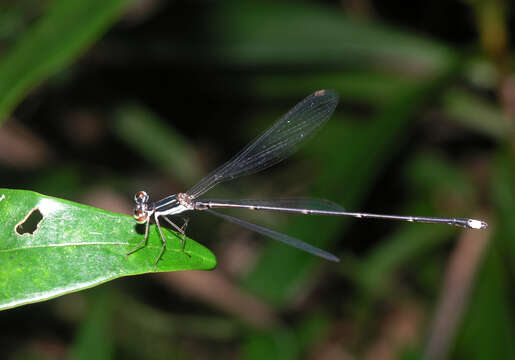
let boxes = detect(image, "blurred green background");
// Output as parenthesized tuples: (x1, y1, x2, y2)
(0, 0, 512, 359)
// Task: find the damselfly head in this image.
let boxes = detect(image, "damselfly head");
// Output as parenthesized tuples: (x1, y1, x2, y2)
(133, 191, 152, 223)
(134, 190, 149, 204)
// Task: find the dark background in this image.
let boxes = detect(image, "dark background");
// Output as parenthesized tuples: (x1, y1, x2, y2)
(0, 0, 513, 359)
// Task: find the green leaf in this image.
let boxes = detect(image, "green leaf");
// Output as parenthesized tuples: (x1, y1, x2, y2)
(0, 0, 133, 123)
(0, 189, 216, 311)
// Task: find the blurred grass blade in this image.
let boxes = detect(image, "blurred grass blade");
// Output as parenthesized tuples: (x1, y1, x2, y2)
(403, 153, 475, 199)
(0, 0, 133, 123)
(113, 104, 204, 184)
(352, 154, 480, 297)
(213, 0, 462, 306)
(214, 0, 454, 73)
(72, 289, 113, 360)
(243, 80, 457, 305)
(450, 151, 515, 359)
(242, 312, 330, 359)
(243, 329, 298, 360)
(252, 71, 418, 106)
(0, 189, 216, 311)
(354, 222, 453, 296)
(452, 241, 515, 359)
(492, 152, 515, 261)
(442, 88, 506, 139)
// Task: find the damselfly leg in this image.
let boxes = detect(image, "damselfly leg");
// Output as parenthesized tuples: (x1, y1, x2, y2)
(163, 216, 190, 253)
(126, 218, 150, 260)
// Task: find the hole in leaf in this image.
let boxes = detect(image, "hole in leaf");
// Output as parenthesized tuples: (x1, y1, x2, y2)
(16, 208, 43, 235)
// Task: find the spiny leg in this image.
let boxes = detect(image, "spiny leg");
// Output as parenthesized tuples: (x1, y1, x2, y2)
(126, 218, 150, 259)
(154, 214, 167, 270)
(163, 216, 191, 256)
(179, 217, 189, 252)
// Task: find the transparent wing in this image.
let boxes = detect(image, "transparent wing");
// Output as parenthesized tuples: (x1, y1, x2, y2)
(195, 198, 345, 213)
(186, 90, 339, 198)
(205, 209, 339, 262)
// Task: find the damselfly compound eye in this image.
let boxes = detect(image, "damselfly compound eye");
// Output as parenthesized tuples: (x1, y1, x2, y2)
(134, 191, 148, 203)
(134, 209, 148, 224)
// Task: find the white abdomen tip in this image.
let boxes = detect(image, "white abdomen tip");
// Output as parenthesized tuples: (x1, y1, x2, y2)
(468, 219, 488, 230)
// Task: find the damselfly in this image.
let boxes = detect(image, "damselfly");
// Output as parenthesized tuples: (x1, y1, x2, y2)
(128, 90, 487, 268)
